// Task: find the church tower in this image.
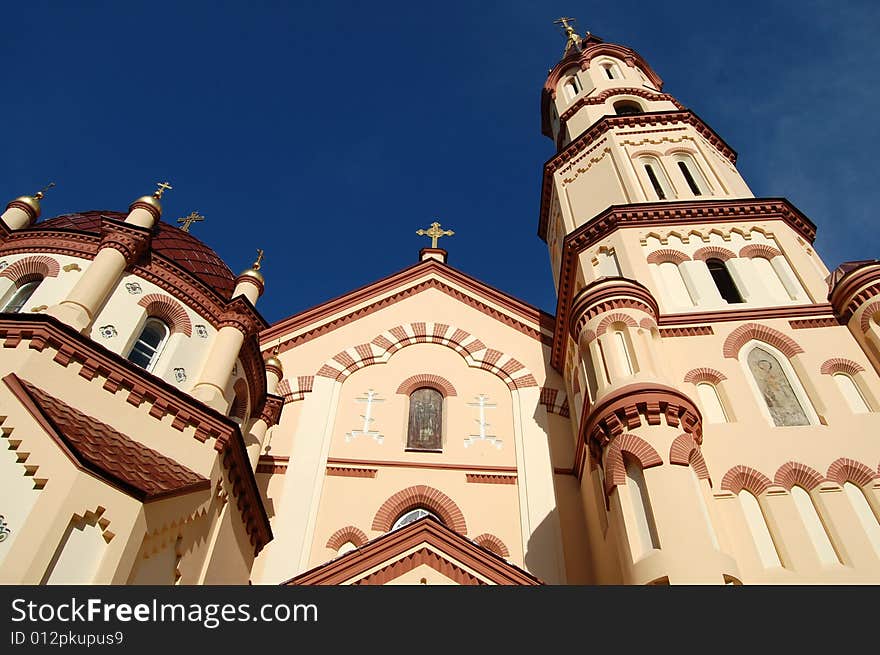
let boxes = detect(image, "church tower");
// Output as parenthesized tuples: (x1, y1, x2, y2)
(540, 21, 880, 584)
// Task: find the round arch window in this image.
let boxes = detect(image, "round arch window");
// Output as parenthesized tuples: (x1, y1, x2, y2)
(613, 100, 643, 116)
(391, 508, 438, 531)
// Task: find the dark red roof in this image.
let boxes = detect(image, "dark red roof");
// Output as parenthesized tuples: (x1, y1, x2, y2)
(36, 211, 236, 298)
(5, 374, 209, 500)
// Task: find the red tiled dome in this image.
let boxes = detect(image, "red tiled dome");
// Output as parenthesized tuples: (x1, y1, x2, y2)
(35, 211, 236, 298)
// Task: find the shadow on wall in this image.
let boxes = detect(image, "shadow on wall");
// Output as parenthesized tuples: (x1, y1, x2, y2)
(524, 507, 564, 584)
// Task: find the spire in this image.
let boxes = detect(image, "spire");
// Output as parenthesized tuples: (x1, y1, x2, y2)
(553, 17, 582, 54)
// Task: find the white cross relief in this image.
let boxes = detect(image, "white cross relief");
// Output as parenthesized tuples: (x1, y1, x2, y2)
(345, 389, 385, 444)
(463, 394, 502, 449)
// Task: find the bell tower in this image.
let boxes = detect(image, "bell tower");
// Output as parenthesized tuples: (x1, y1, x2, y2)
(538, 21, 879, 584)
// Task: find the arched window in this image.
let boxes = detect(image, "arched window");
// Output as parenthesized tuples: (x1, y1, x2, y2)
(738, 491, 782, 568)
(336, 541, 357, 555)
(706, 258, 743, 304)
(406, 387, 443, 451)
(613, 100, 642, 115)
(843, 482, 880, 556)
(623, 455, 660, 559)
(790, 486, 840, 566)
(611, 326, 635, 376)
(2, 278, 42, 313)
(127, 318, 170, 372)
(391, 507, 438, 531)
(563, 75, 582, 101)
(746, 345, 811, 426)
(750, 256, 790, 302)
(833, 373, 871, 413)
(599, 61, 622, 80)
(639, 156, 673, 201)
(696, 382, 728, 423)
(672, 154, 709, 196)
(657, 261, 694, 307)
(690, 466, 720, 549)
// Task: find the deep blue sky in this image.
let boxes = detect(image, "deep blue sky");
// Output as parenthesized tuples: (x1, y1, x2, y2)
(4, 1, 878, 324)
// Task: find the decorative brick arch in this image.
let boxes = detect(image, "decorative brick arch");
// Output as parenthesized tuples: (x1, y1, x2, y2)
(739, 244, 782, 260)
(276, 376, 314, 404)
(371, 485, 467, 535)
(396, 374, 457, 397)
(646, 249, 691, 265)
(692, 246, 737, 262)
(773, 462, 825, 491)
(230, 378, 249, 420)
(639, 317, 656, 330)
(0, 255, 60, 284)
(721, 465, 773, 495)
(819, 358, 865, 377)
(683, 367, 727, 385)
(596, 312, 639, 336)
(473, 533, 509, 558)
(603, 433, 663, 494)
(580, 328, 597, 344)
(326, 525, 369, 550)
(826, 458, 878, 487)
(722, 323, 804, 359)
(316, 323, 537, 391)
(668, 433, 710, 483)
(859, 301, 880, 333)
(137, 294, 193, 337)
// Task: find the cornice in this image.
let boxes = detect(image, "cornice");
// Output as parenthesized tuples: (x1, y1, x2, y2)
(659, 303, 836, 326)
(828, 263, 880, 321)
(558, 87, 685, 127)
(99, 216, 152, 264)
(257, 394, 284, 426)
(568, 277, 659, 342)
(0, 313, 271, 554)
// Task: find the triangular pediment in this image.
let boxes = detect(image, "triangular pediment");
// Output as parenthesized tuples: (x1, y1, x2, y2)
(262, 259, 556, 350)
(283, 517, 542, 586)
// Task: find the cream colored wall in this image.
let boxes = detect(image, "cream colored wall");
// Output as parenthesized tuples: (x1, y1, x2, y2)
(0, 253, 90, 313)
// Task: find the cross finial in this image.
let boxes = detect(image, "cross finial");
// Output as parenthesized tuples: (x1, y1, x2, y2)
(253, 248, 264, 271)
(176, 211, 205, 232)
(34, 181, 55, 200)
(416, 221, 454, 249)
(553, 17, 581, 52)
(154, 181, 173, 199)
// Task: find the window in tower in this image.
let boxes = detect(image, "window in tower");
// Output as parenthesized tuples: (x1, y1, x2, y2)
(406, 387, 443, 451)
(613, 100, 642, 116)
(745, 344, 813, 427)
(563, 74, 582, 101)
(678, 161, 702, 195)
(657, 261, 694, 307)
(600, 61, 622, 80)
(611, 326, 635, 376)
(644, 164, 666, 200)
(391, 507, 438, 531)
(623, 455, 660, 560)
(1, 278, 42, 313)
(832, 373, 871, 413)
(791, 486, 840, 566)
(844, 482, 880, 556)
(738, 490, 783, 568)
(696, 382, 728, 423)
(706, 258, 743, 304)
(127, 318, 170, 373)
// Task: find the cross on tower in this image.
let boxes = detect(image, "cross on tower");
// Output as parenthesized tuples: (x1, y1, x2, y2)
(553, 17, 582, 52)
(34, 182, 55, 200)
(253, 248, 264, 270)
(416, 221, 455, 249)
(177, 211, 205, 232)
(154, 181, 173, 199)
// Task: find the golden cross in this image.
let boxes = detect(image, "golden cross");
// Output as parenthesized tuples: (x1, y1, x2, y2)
(416, 221, 454, 249)
(176, 211, 205, 232)
(154, 181, 173, 199)
(253, 248, 264, 270)
(554, 17, 581, 49)
(34, 181, 56, 200)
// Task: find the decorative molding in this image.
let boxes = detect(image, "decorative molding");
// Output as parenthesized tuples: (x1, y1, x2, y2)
(258, 394, 283, 427)
(859, 300, 880, 333)
(646, 249, 690, 265)
(596, 312, 639, 336)
(275, 376, 314, 404)
(720, 465, 773, 495)
(327, 466, 378, 479)
(371, 485, 467, 535)
(662, 303, 835, 327)
(99, 216, 152, 264)
(819, 358, 865, 377)
(473, 533, 510, 558)
(465, 473, 517, 485)
(789, 317, 839, 329)
(828, 262, 880, 322)
(137, 293, 193, 337)
(692, 246, 737, 262)
(256, 454, 288, 474)
(326, 526, 369, 551)
(539, 387, 570, 418)
(0, 255, 60, 283)
(568, 278, 658, 344)
(826, 458, 878, 487)
(722, 322, 805, 359)
(668, 433, 710, 482)
(326, 457, 516, 475)
(603, 433, 663, 495)
(773, 462, 825, 491)
(739, 244, 782, 259)
(660, 326, 714, 337)
(396, 374, 457, 397)
(683, 367, 726, 385)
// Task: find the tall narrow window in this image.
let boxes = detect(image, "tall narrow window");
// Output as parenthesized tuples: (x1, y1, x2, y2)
(706, 258, 743, 303)
(747, 346, 810, 426)
(690, 466, 720, 549)
(406, 387, 443, 451)
(696, 382, 728, 423)
(751, 256, 790, 302)
(677, 161, 702, 195)
(833, 373, 871, 413)
(644, 164, 666, 200)
(623, 456, 660, 559)
(738, 491, 782, 568)
(563, 75, 582, 101)
(791, 486, 840, 566)
(600, 62, 621, 80)
(613, 329, 634, 376)
(843, 482, 880, 556)
(127, 318, 170, 372)
(657, 261, 693, 306)
(2, 278, 41, 313)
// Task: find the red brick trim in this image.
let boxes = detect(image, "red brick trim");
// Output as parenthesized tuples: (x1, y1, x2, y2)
(662, 303, 834, 327)
(859, 301, 880, 333)
(646, 249, 690, 265)
(568, 278, 659, 343)
(789, 317, 840, 329)
(326, 526, 369, 550)
(396, 374, 457, 397)
(819, 358, 865, 376)
(465, 473, 517, 485)
(692, 246, 737, 262)
(276, 376, 314, 404)
(603, 433, 663, 494)
(722, 323, 804, 359)
(721, 466, 772, 495)
(0, 255, 60, 283)
(668, 433, 711, 483)
(256, 454, 288, 474)
(826, 458, 878, 486)
(327, 457, 516, 474)
(229, 379, 248, 420)
(660, 326, 714, 337)
(137, 293, 193, 337)
(596, 312, 639, 336)
(316, 323, 536, 390)
(739, 244, 782, 259)
(355, 547, 486, 585)
(559, 87, 682, 124)
(326, 466, 377, 478)
(773, 462, 825, 491)
(683, 367, 726, 385)
(829, 263, 880, 322)
(473, 534, 510, 558)
(371, 485, 467, 535)
(539, 387, 570, 417)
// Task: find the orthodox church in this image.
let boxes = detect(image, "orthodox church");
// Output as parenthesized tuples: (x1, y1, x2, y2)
(1, 25, 880, 586)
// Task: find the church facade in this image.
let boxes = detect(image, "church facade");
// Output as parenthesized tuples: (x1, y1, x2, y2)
(1, 29, 879, 585)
